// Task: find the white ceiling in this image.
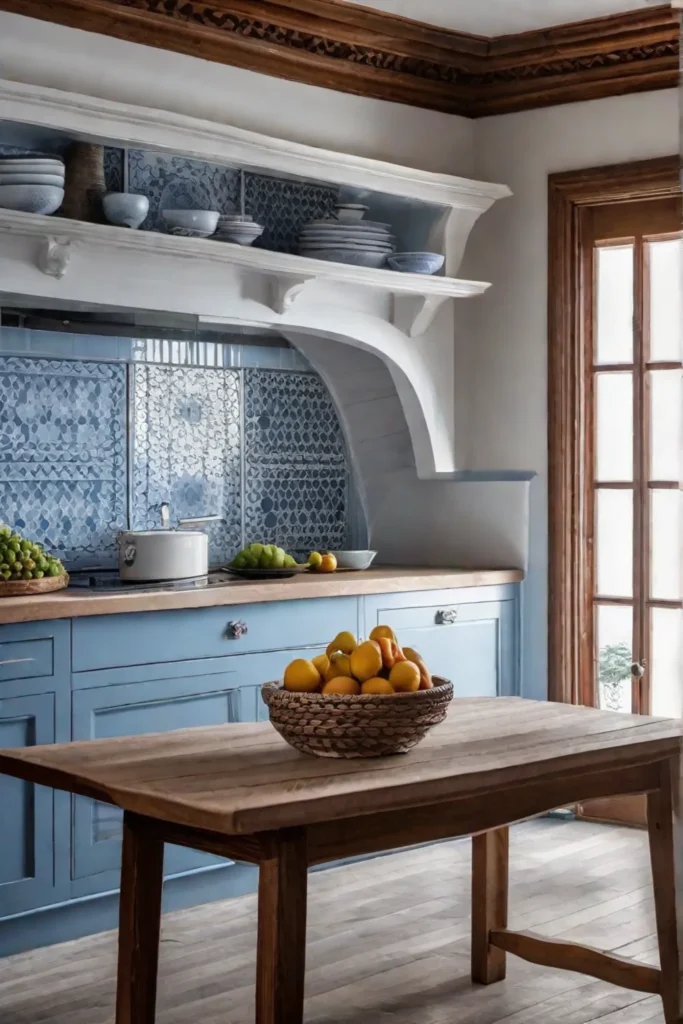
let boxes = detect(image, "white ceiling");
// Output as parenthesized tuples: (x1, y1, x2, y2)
(349, 0, 654, 36)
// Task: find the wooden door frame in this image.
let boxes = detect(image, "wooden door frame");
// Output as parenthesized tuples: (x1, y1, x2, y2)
(548, 156, 681, 706)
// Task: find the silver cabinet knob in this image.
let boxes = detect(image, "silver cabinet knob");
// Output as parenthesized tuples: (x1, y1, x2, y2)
(226, 621, 248, 639)
(435, 609, 458, 625)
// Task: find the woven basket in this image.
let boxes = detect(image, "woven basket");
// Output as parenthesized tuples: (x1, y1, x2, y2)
(262, 676, 453, 759)
(0, 573, 69, 597)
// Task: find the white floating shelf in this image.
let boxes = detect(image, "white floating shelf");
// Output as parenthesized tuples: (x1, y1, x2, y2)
(0, 210, 491, 338)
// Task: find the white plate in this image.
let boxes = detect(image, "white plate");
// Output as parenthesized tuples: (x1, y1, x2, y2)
(304, 219, 391, 232)
(0, 173, 64, 186)
(300, 245, 393, 253)
(300, 226, 392, 237)
(0, 159, 64, 171)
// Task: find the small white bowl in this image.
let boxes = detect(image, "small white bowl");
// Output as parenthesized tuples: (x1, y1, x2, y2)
(161, 209, 219, 236)
(0, 183, 64, 215)
(335, 203, 369, 223)
(103, 192, 150, 229)
(329, 550, 378, 570)
(215, 222, 264, 246)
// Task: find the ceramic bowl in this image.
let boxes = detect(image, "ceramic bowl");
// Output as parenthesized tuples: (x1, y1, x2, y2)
(329, 550, 378, 571)
(0, 159, 65, 173)
(387, 252, 445, 275)
(0, 183, 64, 215)
(215, 222, 264, 246)
(161, 209, 219, 236)
(0, 173, 65, 186)
(334, 203, 369, 222)
(103, 192, 150, 230)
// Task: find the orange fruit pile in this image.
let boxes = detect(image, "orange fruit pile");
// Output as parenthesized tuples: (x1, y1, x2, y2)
(283, 626, 433, 696)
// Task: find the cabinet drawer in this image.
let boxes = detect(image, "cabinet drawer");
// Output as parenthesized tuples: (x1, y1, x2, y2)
(73, 597, 359, 672)
(0, 620, 69, 691)
(0, 638, 53, 683)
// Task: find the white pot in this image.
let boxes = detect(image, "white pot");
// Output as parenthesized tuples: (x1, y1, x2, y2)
(118, 530, 209, 581)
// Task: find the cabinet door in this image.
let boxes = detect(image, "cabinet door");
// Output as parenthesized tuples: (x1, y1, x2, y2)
(365, 592, 518, 698)
(0, 693, 56, 916)
(70, 648, 317, 897)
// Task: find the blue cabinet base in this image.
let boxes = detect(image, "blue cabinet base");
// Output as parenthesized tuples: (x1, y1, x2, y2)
(0, 862, 258, 959)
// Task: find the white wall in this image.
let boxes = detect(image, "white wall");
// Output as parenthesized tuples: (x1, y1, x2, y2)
(466, 88, 681, 698)
(0, 12, 475, 176)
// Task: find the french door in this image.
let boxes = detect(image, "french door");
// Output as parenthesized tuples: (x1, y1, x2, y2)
(548, 160, 682, 827)
(586, 197, 682, 725)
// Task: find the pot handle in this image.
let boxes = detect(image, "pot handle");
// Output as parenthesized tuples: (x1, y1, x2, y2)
(177, 515, 223, 528)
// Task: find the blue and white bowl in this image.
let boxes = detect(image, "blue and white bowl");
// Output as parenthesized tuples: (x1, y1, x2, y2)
(387, 252, 445, 275)
(0, 183, 64, 215)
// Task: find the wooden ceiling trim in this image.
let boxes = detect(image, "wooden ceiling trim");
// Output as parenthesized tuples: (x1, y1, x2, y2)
(0, 0, 678, 118)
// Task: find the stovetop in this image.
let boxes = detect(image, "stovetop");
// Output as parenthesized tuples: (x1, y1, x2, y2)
(67, 568, 239, 593)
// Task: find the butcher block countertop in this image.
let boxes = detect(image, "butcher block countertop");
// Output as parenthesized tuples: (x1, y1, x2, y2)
(0, 566, 523, 624)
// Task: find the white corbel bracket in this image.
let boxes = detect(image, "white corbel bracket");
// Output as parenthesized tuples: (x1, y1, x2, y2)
(392, 292, 451, 338)
(268, 274, 314, 315)
(38, 236, 73, 279)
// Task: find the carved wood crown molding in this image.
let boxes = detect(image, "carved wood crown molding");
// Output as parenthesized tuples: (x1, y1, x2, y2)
(0, 0, 679, 117)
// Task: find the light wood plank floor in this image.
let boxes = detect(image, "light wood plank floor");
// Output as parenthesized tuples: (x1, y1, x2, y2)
(0, 818, 665, 1023)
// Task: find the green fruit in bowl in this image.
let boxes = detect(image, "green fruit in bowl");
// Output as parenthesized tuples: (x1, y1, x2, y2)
(0, 523, 65, 583)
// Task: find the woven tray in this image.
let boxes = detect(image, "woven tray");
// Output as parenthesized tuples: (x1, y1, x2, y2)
(262, 676, 453, 759)
(0, 573, 69, 597)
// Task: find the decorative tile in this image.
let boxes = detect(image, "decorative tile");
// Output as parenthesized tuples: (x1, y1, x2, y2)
(244, 464, 347, 554)
(103, 147, 124, 194)
(132, 364, 242, 564)
(244, 370, 347, 466)
(0, 357, 127, 567)
(127, 150, 240, 232)
(245, 172, 338, 253)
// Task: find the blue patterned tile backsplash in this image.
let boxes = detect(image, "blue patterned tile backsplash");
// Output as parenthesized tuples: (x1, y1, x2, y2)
(0, 357, 127, 567)
(0, 336, 353, 567)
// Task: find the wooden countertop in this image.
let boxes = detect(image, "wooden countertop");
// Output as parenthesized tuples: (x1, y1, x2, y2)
(0, 567, 523, 625)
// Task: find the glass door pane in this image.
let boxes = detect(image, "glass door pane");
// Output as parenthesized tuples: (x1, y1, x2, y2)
(596, 245, 634, 364)
(650, 370, 683, 481)
(649, 238, 682, 362)
(596, 490, 633, 598)
(651, 608, 683, 717)
(651, 490, 682, 602)
(596, 374, 633, 481)
(596, 605, 633, 712)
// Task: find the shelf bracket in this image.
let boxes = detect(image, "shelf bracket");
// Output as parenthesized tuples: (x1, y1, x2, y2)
(392, 292, 451, 338)
(38, 236, 73, 279)
(269, 274, 312, 315)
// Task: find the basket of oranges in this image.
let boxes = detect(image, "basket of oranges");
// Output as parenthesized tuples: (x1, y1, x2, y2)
(261, 626, 453, 758)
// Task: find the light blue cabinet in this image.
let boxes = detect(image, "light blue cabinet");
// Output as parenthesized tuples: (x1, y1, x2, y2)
(0, 620, 71, 918)
(0, 583, 520, 955)
(363, 585, 518, 698)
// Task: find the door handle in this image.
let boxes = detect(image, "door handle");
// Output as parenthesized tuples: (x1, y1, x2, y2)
(435, 609, 458, 625)
(631, 662, 646, 679)
(0, 657, 35, 667)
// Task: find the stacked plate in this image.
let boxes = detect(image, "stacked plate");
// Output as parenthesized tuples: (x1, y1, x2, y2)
(214, 214, 264, 246)
(298, 214, 395, 269)
(0, 156, 65, 215)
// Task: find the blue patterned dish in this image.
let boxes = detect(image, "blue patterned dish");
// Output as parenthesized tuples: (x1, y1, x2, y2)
(387, 252, 445, 275)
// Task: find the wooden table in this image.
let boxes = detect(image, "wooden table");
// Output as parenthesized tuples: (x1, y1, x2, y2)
(1, 697, 682, 1024)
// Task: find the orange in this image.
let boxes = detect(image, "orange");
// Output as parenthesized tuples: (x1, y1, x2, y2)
(322, 677, 360, 696)
(403, 646, 433, 688)
(284, 659, 322, 693)
(389, 660, 421, 692)
(369, 625, 396, 643)
(312, 653, 330, 678)
(350, 640, 383, 682)
(318, 553, 337, 573)
(361, 677, 394, 695)
(325, 653, 352, 681)
(403, 646, 422, 665)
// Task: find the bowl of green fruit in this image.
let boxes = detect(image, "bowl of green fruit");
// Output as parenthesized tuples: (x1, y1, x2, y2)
(226, 542, 307, 580)
(0, 524, 68, 596)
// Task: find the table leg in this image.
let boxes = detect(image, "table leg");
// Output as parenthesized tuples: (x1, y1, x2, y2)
(116, 812, 165, 1024)
(472, 827, 509, 985)
(256, 828, 308, 1024)
(647, 755, 683, 1024)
